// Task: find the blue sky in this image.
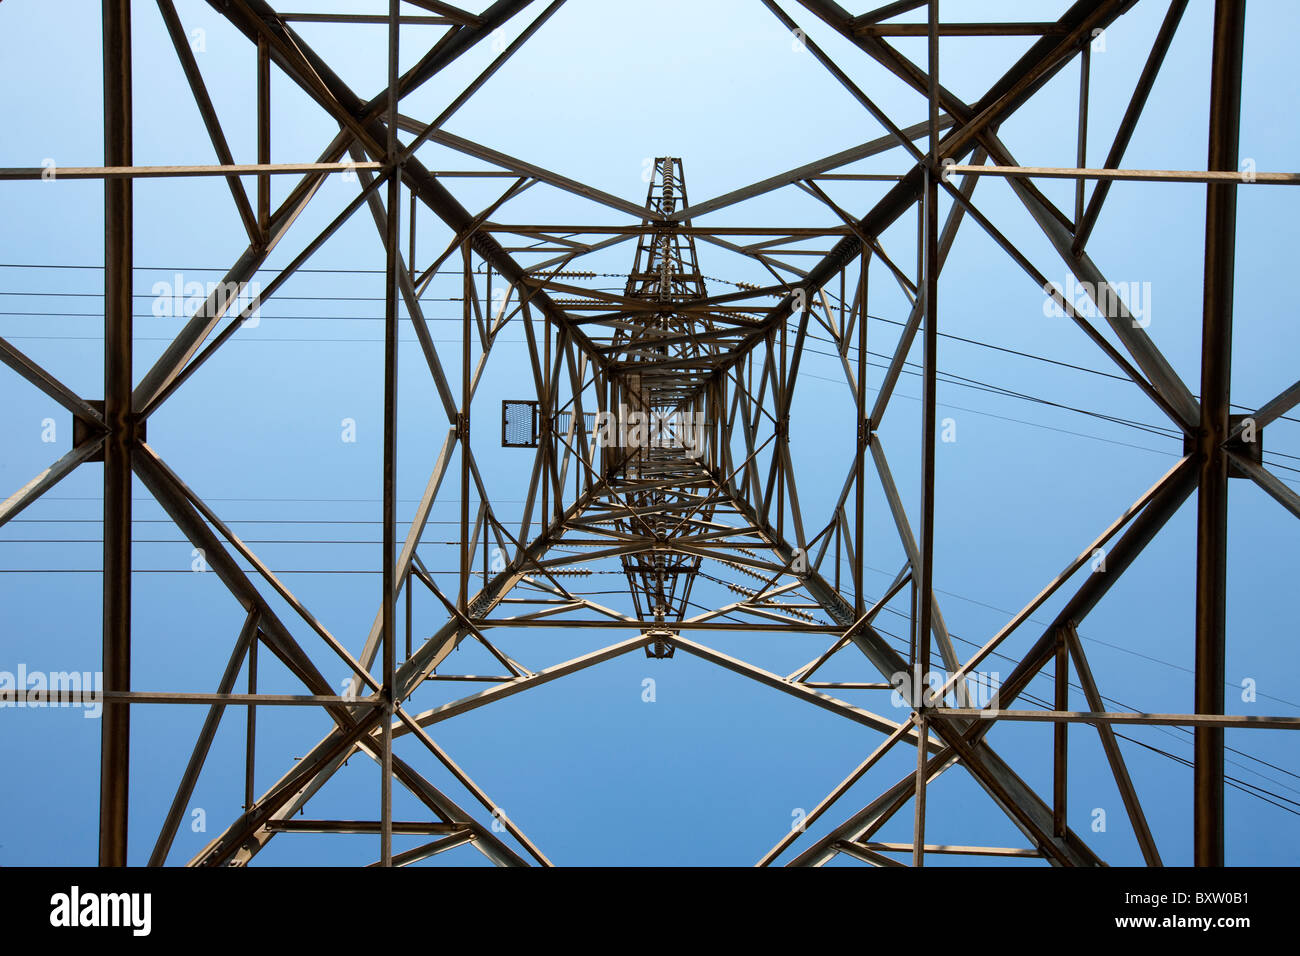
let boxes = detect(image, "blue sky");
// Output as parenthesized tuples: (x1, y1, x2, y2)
(0, 0, 1297, 866)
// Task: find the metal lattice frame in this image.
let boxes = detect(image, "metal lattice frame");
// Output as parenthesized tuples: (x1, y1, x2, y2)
(2, 0, 1297, 867)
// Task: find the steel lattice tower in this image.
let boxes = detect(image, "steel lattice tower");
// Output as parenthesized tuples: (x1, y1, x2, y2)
(0, 0, 1297, 868)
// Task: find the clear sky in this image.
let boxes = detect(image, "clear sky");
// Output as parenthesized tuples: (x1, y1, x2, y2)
(0, 0, 1297, 867)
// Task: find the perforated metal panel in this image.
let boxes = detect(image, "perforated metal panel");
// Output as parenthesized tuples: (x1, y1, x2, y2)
(554, 411, 596, 436)
(501, 400, 538, 448)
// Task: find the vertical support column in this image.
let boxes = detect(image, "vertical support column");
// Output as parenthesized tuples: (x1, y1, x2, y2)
(597, 368, 608, 480)
(719, 372, 729, 481)
(460, 240, 472, 612)
(245, 630, 257, 813)
(404, 567, 413, 661)
(541, 300, 551, 525)
(482, 502, 490, 586)
(100, 0, 133, 869)
(912, 715, 928, 867)
(379, 0, 401, 868)
(913, 0, 941, 869)
(777, 320, 786, 540)
(1053, 630, 1068, 837)
(854, 249, 868, 616)
(257, 35, 270, 240)
(1075, 40, 1090, 227)
(409, 191, 417, 278)
(917, 0, 940, 699)
(834, 517, 841, 591)
(1195, 0, 1245, 868)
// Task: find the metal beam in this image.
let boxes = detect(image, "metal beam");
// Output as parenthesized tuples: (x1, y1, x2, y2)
(99, 0, 133, 868)
(1194, 0, 1245, 868)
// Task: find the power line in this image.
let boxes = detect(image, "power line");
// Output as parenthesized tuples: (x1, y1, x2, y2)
(867, 621, 1300, 817)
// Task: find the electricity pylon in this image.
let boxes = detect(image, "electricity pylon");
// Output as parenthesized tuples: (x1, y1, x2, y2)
(2, 0, 1295, 868)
